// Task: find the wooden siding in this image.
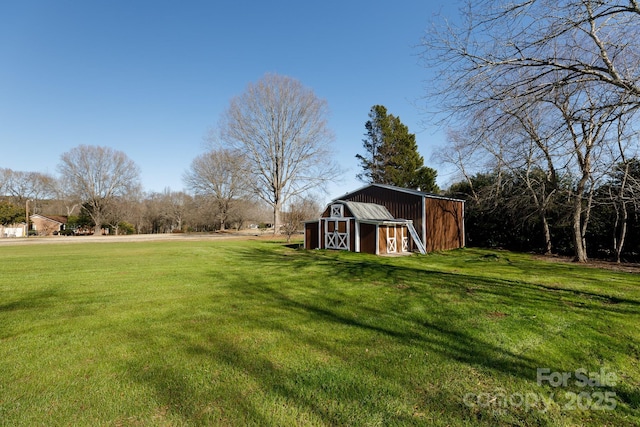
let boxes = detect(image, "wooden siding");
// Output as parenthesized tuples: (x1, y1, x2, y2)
(304, 222, 319, 249)
(321, 203, 354, 219)
(424, 197, 464, 252)
(341, 185, 464, 252)
(378, 225, 388, 254)
(350, 220, 356, 251)
(360, 223, 377, 254)
(341, 185, 423, 234)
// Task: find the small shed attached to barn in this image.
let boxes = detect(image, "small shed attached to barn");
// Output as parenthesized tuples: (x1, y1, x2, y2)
(304, 200, 424, 255)
(304, 184, 465, 255)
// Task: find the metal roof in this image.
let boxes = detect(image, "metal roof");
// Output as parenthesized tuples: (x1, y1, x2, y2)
(335, 200, 394, 221)
(334, 183, 466, 203)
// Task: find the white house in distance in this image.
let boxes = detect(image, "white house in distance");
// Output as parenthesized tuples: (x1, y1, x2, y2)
(0, 223, 26, 238)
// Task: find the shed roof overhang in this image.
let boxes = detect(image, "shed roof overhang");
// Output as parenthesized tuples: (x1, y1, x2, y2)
(358, 219, 413, 226)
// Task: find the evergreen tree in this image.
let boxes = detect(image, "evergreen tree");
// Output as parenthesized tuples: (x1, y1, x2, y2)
(356, 105, 438, 192)
(0, 200, 23, 225)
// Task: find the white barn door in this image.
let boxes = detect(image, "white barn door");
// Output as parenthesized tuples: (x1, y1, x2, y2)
(325, 219, 349, 250)
(386, 226, 397, 253)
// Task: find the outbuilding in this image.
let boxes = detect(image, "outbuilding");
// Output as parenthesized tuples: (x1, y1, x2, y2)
(304, 184, 465, 255)
(304, 200, 422, 255)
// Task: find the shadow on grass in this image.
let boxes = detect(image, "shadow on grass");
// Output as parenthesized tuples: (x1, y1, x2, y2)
(0, 288, 62, 313)
(122, 244, 640, 425)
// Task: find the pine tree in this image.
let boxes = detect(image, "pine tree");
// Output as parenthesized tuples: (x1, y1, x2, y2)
(355, 105, 387, 184)
(356, 105, 439, 192)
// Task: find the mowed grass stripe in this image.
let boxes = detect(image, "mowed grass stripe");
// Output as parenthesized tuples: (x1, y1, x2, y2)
(0, 239, 638, 426)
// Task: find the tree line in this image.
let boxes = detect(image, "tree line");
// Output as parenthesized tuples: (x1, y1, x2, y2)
(445, 164, 640, 263)
(9, 0, 640, 263)
(422, 0, 640, 263)
(2, 75, 442, 240)
(0, 74, 332, 236)
(0, 165, 272, 235)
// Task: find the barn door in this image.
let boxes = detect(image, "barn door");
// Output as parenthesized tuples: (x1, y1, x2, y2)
(386, 226, 397, 253)
(401, 226, 409, 252)
(325, 219, 349, 250)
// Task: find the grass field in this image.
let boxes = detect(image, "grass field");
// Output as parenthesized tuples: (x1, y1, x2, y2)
(0, 238, 639, 426)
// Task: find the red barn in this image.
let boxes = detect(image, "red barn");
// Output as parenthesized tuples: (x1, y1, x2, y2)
(304, 184, 465, 254)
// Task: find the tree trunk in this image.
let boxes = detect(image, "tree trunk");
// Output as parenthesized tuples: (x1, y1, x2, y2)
(581, 187, 594, 258)
(542, 213, 552, 255)
(615, 202, 628, 264)
(572, 215, 587, 262)
(614, 162, 631, 264)
(92, 212, 103, 236)
(273, 203, 281, 235)
(571, 186, 587, 263)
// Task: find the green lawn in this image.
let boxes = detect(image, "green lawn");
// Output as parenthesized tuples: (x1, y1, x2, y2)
(0, 239, 638, 426)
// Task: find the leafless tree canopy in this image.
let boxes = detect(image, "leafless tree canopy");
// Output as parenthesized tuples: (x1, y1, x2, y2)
(184, 148, 249, 230)
(422, 0, 640, 262)
(281, 196, 322, 242)
(219, 73, 340, 232)
(0, 168, 56, 205)
(423, 0, 640, 109)
(58, 145, 141, 234)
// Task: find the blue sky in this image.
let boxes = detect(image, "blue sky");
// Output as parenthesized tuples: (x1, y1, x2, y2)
(1, 1, 459, 202)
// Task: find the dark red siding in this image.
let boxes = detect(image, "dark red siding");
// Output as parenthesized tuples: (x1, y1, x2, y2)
(424, 198, 464, 252)
(340, 185, 423, 235)
(304, 222, 319, 249)
(340, 185, 464, 252)
(359, 223, 377, 254)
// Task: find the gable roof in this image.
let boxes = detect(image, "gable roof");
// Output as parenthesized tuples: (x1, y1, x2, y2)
(30, 214, 67, 224)
(335, 183, 465, 203)
(335, 200, 394, 221)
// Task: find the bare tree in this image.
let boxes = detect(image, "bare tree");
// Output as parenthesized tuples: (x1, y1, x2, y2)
(184, 148, 249, 231)
(0, 168, 9, 197)
(51, 177, 80, 217)
(218, 73, 340, 233)
(1, 169, 56, 209)
(103, 190, 143, 235)
(281, 196, 321, 243)
(422, 0, 640, 262)
(605, 115, 640, 263)
(423, 0, 640, 108)
(58, 145, 141, 235)
(142, 192, 172, 234)
(165, 190, 190, 232)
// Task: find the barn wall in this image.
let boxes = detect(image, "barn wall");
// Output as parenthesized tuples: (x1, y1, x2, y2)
(360, 223, 377, 254)
(341, 185, 465, 252)
(341, 186, 424, 240)
(321, 203, 354, 218)
(350, 221, 356, 251)
(424, 198, 465, 252)
(378, 226, 388, 254)
(304, 222, 319, 250)
(395, 225, 406, 252)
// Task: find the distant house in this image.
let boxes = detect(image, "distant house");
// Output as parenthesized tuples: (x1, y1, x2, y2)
(304, 184, 465, 255)
(0, 223, 26, 238)
(30, 214, 67, 236)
